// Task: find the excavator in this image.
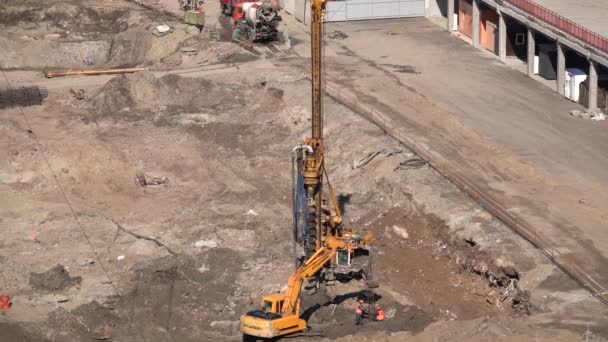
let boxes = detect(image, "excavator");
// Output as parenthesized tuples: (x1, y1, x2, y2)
(240, 233, 373, 339)
(240, 0, 376, 339)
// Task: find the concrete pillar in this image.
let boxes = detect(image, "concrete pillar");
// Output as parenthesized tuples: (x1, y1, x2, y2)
(472, 0, 480, 48)
(498, 12, 507, 61)
(556, 43, 565, 95)
(447, 0, 455, 32)
(527, 28, 535, 76)
(589, 60, 598, 111)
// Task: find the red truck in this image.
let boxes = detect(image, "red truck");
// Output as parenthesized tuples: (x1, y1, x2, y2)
(220, 0, 247, 16)
(232, 2, 282, 41)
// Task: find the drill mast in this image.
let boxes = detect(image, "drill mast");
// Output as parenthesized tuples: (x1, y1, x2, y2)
(301, 0, 329, 256)
(311, 0, 324, 141)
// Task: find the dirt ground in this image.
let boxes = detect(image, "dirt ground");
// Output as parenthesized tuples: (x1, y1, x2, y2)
(0, 1, 605, 341)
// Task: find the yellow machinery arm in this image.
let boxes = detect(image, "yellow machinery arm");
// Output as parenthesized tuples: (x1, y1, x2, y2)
(283, 240, 343, 314)
(240, 233, 372, 339)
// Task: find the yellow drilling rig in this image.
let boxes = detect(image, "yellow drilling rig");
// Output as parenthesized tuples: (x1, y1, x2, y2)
(239, 0, 377, 339)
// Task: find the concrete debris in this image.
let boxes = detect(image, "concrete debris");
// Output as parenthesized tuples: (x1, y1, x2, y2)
(353, 148, 402, 169)
(154, 24, 171, 37)
(244, 209, 259, 216)
(440, 309, 458, 320)
(500, 266, 519, 280)
(330, 303, 337, 316)
(192, 240, 218, 248)
(569, 109, 606, 121)
(391, 225, 409, 240)
(327, 30, 348, 40)
(181, 46, 198, 56)
(459, 254, 531, 314)
(117, 255, 125, 261)
(44, 33, 61, 40)
(505, 280, 532, 314)
(384, 307, 396, 320)
(135, 171, 169, 187)
(394, 157, 426, 171)
(83, 57, 94, 66)
(42, 294, 69, 303)
(569, 109, 585, 118)
(78, 259, 95, 266)
(70, 88, 85, 100)
(197, 265, 209, 273)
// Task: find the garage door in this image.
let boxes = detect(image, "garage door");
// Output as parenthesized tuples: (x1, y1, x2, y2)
(324, 0, 424, 22)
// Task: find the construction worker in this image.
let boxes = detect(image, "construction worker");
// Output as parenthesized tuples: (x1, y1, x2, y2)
(232, 22, 241, 41)
(354, 299, 365, 325)
(282, 25, 290, 48)
(375, 304, 385, 321)
(0, 295, 10, 310)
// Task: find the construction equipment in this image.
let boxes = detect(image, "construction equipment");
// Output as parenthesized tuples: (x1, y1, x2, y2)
(240, 233, 373, 339)
(181, 0, 203, 11)
(181, 0, 206, 28)
(44, 68, 145, 78)
(240, 0, 377, 338)
(294, 0, 330, 260)
(232, 2, 282, 42)
(220, 0, 246, 16)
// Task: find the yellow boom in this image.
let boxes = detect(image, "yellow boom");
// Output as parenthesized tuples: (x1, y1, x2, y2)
(240, 233, 373, 339)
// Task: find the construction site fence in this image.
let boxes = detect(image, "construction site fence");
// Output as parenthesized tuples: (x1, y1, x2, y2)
(506, 0, 608, 54)
(320, 80, 608, 306)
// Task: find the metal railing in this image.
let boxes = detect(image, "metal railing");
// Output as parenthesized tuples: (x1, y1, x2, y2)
(506, 0, 608, 53)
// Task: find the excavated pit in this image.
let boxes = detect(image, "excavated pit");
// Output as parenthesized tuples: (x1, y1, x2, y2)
(0, 0, 248, 70)
(29, 265, 82, 292)
(0, 2, 592, 340)
(0, 67, 552, 341)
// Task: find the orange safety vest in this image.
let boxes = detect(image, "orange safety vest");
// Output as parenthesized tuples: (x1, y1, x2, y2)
(0, 295, 10, 310)
(376, 308, 385, 321)
(355, 305, 363, 315)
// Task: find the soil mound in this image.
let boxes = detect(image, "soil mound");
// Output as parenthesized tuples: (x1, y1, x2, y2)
(0, 1, 174, 69)
(29, 265, 82, 292)
(0, 322, 46, 342)
(0, 5, 130, 35)
(84, 72, 249, 120)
